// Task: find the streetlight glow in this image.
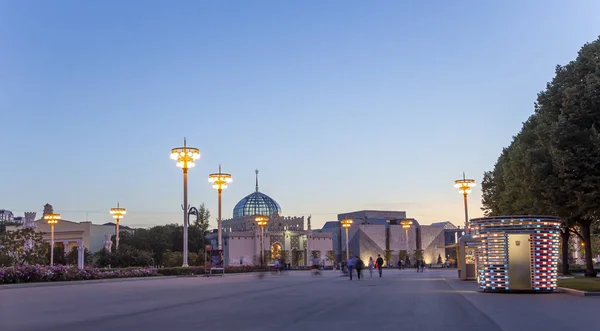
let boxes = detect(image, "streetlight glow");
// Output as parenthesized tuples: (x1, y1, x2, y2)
(209, 165, 232, 251)
(454, 172, 476, 233)
(109, 203, 126, 251)
(400, 219, 413, 258)
(44, 213, 60, 266)
(340, 218, 353, 261)
(171, 138, 200, 267)
(254, 215, 269, 266)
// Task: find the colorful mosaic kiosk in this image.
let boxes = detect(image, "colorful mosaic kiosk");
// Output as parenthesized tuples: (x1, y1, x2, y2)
(470, 216, 561, 292)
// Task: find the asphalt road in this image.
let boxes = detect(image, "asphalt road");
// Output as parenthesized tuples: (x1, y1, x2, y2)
(1, 269, 598, 331)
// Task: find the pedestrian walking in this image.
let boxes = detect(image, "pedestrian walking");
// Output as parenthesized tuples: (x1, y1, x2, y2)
(368, 257, 374, 277)
(355, 256, 364, 280)
(376, 254, 384, 278)
(347, 256, 356, 280)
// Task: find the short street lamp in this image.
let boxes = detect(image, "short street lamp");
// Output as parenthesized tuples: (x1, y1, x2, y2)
(109, 203, 126, 251)
(400, 219, 413, 254)
(208, 165, 232, 250)
(44, 213, 60, 266)
(255, 215, 269, 266)
(340, 218, 353, 261)
(171, 138, 201, 267)
(454, 172, 476, 234)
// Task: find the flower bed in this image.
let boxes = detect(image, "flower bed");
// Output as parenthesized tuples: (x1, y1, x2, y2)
(0, 265, 159, 284)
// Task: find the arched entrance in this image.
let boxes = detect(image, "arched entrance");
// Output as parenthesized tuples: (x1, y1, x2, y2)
(271, 243, 282, 260)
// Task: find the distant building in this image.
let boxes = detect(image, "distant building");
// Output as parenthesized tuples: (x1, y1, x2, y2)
(206, 171, 333, 267)
(7, 204, 116, 253)
(332, 210, 464, 265)
(0, 209, 15, 223)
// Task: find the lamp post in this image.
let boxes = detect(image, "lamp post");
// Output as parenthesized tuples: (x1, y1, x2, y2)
(340, 218, 353, 261)
(254, 215, 269, 266)
(400, 219, 413, 255)
(208, 165, 232, 250)
(454, 172, 476, 234)
(109, 203, 126, 251)
(171, 138, 200, 267)
(44, 213, 60, 266)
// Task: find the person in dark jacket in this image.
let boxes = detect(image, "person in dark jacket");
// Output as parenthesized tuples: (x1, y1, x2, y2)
(355, 256, 364, 280)
(376, 254, 384, 277)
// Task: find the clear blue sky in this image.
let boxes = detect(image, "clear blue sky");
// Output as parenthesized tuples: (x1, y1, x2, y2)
(2, 1, 599, 229)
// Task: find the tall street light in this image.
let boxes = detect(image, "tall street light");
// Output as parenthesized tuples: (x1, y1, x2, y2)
(110, 203, 126, 251)
(254, 215, 269, 266)
(454, 172, 476, 234)
(340, 218, 353, 261)
(171, 138, 200, 267)
(208, 165, 232, 250)
(400, 219, 413, 255)
(44, 213, 60, 266)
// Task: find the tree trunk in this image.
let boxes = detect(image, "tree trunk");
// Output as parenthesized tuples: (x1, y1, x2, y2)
(580, 220, 597, 277)
(560, 228, 571, 275)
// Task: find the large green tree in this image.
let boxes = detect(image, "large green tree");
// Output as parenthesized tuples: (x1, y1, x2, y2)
(482, 37, 600, 277)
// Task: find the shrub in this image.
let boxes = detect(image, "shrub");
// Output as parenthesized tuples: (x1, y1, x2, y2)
(93, 245, 154, 268)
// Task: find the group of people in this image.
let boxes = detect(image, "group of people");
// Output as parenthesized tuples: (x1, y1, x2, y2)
(345, 254, 385, 280)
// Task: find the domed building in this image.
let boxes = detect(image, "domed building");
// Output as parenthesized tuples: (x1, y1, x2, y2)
(206, 170, 333, 267)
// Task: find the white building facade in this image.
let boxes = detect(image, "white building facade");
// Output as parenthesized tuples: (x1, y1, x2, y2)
(207, 171, 333, 267)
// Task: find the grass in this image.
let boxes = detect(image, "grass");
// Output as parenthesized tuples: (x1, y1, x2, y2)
(558, 276, 600, 292)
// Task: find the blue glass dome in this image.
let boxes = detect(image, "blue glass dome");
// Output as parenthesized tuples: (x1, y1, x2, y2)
(233, 170, 282, 218)
(233, 191, 282, 218)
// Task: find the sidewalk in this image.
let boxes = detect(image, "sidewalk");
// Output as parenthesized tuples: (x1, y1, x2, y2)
(439, 271, 600, 330)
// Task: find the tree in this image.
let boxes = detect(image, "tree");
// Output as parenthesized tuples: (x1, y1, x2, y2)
(384, 249, 394, 265)
(413, 249, 424, 261)
(46, 246, 67, 266)
(0, 228, 48, 266)
(192, 203, 211, 235)
(398, 250, 407, 262)
(93, 244, 154, 268)
(65, 247, 92, 266)
(482, 37, 600, 277)
(326, 250, 335, 266)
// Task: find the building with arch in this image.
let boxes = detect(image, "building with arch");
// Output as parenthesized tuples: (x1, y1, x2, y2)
(206, 171, 333, 267)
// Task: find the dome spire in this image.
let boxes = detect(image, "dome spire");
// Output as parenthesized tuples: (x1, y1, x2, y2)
(255, 169, 259, 192)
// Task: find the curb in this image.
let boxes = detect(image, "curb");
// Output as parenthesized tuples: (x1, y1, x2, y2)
(557, 287, 600, 297)
(0, 276, 177, 290)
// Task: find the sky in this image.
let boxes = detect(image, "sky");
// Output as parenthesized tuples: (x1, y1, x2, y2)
(2, 1, 600, 230)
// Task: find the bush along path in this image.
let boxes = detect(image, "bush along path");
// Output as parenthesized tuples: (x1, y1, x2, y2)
(0, 265, 158, 284)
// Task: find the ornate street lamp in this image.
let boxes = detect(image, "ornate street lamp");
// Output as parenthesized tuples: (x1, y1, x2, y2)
(208, 165, 232, 250)
(44, 213, 60, 266)
(109, 203, 126, 251)
(454, 172, 476, 233)
(340, 218, 353, 261)
(400, 219, 413, 255)
(254, 215, 269, 266)
(171, 138, 200, 267)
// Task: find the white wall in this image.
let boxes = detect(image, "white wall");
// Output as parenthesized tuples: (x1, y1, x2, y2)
(228, 236, 256, 266)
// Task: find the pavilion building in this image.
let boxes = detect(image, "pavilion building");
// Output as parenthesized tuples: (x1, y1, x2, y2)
(206, 171, 333, 267)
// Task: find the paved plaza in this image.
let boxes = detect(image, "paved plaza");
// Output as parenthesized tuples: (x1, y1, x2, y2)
(1, 269, 598, 331)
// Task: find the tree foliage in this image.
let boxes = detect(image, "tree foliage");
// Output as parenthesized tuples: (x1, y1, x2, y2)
(482, 37, 600, 277)
(93, 244, 154, 268)
(117, 222, 207, 266)
(0, 228, 48, 266)
(192, 203, 211, 235)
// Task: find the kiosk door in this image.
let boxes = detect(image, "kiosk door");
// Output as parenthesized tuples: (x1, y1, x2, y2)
(508, 234, 532, 290)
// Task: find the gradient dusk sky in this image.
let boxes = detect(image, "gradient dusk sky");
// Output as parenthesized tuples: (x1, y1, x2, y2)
(2, 1, 600, 229)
